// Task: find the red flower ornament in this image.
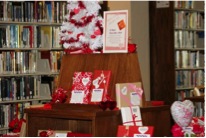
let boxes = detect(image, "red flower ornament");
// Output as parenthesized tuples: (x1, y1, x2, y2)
(9, 118, 25, 133)
(51, 88, 68, 104)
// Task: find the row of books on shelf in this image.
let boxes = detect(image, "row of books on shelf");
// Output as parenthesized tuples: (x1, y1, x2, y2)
(193, 102, 204, 117)
(176, 90, 193, 101)
(0, 76, 38, 101)
(0, 75, 58, 102)
(0, 102, 31, 128)
(0, 25, 62, 49)
(40, 51, 64, 73)
(174, 1, 195, 9)
(174, 30, 204, 48)
(176, 90, 204, 117)
(0, 51, 36, 74)
(0, 51, 63, 74)
(0, 1, 67, 23)
(175, 50, 204, 68)
(174, 11, 204, 29)
(175, 70, 204, 88)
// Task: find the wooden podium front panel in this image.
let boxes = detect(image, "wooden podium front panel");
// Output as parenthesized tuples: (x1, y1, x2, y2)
(57, 53, 144, 103)
(25, 108, 122, 137)
(25, 105, 171, 137)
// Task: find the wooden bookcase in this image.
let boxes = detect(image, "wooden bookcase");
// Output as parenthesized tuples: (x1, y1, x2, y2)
(149, 1, 175, 105)
(149, 1, 204, 104)
(0, 1, 66, 134)
(25, 53, 172, 137)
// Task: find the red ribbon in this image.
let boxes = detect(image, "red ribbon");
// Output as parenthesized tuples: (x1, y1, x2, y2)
(123, 115, 142, 126)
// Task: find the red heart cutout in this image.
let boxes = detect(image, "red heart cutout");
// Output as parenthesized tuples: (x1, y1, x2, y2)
(108, 101, 117, 110)
(99, 101, 107, 111)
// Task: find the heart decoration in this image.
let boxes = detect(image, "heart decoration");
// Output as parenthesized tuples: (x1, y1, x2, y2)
(171, 100, 194, 127)
(82, 77, 89, 86)
(138, 127, 149, 134)
(99, 101, 117, 111)
(121, 86, 127, 95)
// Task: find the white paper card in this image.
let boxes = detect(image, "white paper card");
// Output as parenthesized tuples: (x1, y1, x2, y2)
(130, 92, 140, 105)
(134, 134, 150, 137)
(70, 90, 84, 103)
(55, 133, 67, 137)
(91, 89, 103, 102)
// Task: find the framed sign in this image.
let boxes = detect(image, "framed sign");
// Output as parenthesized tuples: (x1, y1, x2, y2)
(103, 10, 128, 53)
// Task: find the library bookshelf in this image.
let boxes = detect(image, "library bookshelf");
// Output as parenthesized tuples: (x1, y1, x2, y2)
(0, 1, 66, 134)
(149, 1, 204, 105)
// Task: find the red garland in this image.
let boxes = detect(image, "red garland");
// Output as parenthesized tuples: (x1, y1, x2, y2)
(69, 11, 75, 18)
(78, 1, 86, 9)
(64, 43, 103, 54)
(95, 20, 103, 35)
(69, 15, 95, 27)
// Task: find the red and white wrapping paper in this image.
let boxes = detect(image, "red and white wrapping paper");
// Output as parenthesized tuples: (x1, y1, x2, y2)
(90, 70, 111, 103)
(128, 126, 154, 137)
(117, 126, 154, 137)
(70, 72, 93, 104)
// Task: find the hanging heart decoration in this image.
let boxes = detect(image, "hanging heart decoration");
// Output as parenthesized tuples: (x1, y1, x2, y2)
(171, 100, 194, 127)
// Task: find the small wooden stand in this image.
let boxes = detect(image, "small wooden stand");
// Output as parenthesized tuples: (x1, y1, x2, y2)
(25, 53, 171, 136)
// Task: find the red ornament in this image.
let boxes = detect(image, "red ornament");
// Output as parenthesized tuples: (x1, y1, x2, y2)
(94, 28, 101, 35)
(128, 43, 137, 53)
(51, 88, 68, 103)
(9, 118, 24, 133)
(73, 8, 80, 14)
(39, 131, 48, 137)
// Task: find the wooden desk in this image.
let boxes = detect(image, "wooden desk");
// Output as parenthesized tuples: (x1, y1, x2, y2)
(24, 104, 171, 137)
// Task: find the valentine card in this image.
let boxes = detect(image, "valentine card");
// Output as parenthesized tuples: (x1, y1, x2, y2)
(116, 82, 143, 108)
(90, 70, 111, 103)
(121, 106, 142, 126)
(128, 126, 154, 137)
(70, 72, 93, 104)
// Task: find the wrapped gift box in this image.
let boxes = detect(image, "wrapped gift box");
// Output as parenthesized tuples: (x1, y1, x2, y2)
(116, 82, 143, 108)
(70, 72, 93, 104)
(121, 106, 142, 126)
(38, 130, 71, 137)
(117, 125, 130, 137)
(117, 125, 154, 137)
(90, 70, 111, 103)
(128, 126, 154, 137)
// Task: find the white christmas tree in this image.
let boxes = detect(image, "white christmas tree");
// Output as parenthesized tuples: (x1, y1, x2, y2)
(59, 0, 103, 54)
